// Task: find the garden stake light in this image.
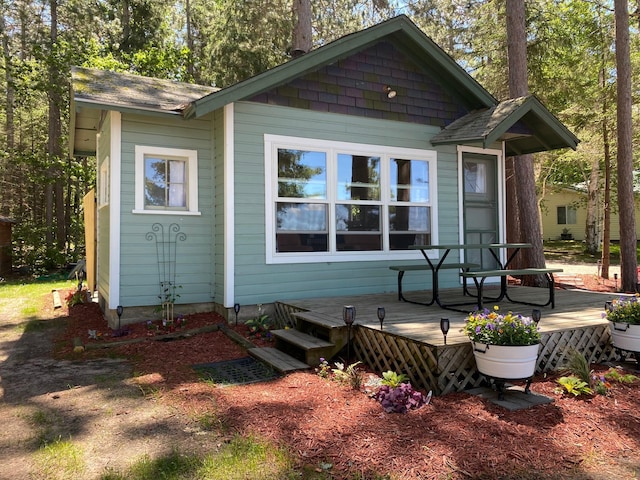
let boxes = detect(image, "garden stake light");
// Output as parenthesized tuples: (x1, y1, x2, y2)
(440, 318, 450, 345)
(234, 303, 240, 326)
(377, 307, 385, 330)
(113, 305, 125, 337)
(532, 309, 542, 325)
(343, 305, 355, 364)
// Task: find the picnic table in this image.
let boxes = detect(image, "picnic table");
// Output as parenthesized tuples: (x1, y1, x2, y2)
(391, 243, 561, 311)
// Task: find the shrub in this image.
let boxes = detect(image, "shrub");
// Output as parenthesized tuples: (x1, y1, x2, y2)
(374, 382, 428, 413)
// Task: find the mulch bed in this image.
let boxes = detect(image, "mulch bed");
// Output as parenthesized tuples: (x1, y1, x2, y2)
(53, 280, 640, 480)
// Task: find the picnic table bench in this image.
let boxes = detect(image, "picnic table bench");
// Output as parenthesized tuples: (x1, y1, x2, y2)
(389, 263, 479, 305)
(460, 267, 563, 309)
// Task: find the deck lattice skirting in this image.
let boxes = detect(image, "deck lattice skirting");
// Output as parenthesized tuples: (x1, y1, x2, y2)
(354, 324, 620, 395)
(273, 302, 307, 328)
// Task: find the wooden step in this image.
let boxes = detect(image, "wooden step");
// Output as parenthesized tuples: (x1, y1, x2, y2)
(272, 329, 334, 349)
(293, 312, 349, 355)
(272, 329, 336, 366)
(294, 311, 346, 329)
(249, 347, 310, 373)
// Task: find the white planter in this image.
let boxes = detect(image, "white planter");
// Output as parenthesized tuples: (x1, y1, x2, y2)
(472, 342, 540, 379)
(608, 321, 640, 352)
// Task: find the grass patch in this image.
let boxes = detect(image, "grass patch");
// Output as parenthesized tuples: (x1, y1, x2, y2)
(33, 438, 85, 480)
(99, 435, 298, 480)
(542, 240, 639, 264)
(0, 278, 74, 322)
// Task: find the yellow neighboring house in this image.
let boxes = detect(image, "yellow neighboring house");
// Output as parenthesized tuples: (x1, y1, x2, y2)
(540, 187, 640, 242)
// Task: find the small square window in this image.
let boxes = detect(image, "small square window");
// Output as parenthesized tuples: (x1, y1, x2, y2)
(134, 146, 200, 215)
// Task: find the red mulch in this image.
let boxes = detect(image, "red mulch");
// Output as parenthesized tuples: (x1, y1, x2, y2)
(54, 280, 640, 480)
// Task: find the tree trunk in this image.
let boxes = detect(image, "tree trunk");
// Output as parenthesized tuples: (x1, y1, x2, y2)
(600, 66, 612, 280)
(506, 0, 545, 284)
(48, 0, 65, 251)
(614, 0, 637, 292)
(292, 0, 312, 57)
(585, 156, 600, 255)
(0, 9, 15, 218)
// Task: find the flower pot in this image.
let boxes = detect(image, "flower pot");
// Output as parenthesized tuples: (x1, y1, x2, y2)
(472, 342, 540, 379)
(608, 321, 640, 353)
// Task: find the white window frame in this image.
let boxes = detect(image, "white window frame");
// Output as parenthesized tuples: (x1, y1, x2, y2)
(98, 156, 110, 207)
(133, 145, 200, 215)
(265, 134, 438, 264)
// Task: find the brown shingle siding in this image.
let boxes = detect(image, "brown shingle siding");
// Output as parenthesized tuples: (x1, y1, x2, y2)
(248, 41, 468, 127)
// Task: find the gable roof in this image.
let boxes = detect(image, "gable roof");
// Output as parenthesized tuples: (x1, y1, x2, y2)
(70, 67, 217, 156)
(182, 15, 496, 119)
(430, 95, 579, 156)
(69, 15, 578, 157)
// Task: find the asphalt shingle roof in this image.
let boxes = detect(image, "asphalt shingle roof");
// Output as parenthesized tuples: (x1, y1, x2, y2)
(72, 67, 217, 113)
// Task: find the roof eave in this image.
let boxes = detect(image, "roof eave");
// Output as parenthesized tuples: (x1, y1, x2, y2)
(74, 97, 184, 117)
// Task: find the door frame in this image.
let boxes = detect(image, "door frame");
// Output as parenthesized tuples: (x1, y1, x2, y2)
(457, 145, 505, 262)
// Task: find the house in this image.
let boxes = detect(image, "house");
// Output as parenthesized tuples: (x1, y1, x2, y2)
(69, 15, 579, 327)
(540, 186, 640, 242)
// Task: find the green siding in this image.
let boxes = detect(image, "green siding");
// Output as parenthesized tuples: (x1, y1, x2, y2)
(117, 113, 215, 308)
(212, 109, 225, 303)
(232, 102, 462, 305)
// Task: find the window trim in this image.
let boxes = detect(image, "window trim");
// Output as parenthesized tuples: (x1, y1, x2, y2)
(265, 134, 438, 264)
(98, 156, 110, 207)
(133, 145, 200, 215)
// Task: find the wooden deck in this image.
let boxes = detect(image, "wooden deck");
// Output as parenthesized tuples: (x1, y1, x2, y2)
(277, 285, 612, 346)
(274, 285, 622, 395)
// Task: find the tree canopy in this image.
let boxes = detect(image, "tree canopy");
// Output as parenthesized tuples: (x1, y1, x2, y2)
(0, 0, 638, 276)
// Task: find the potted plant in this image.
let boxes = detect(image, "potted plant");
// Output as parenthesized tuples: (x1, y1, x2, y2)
(463, 306, 541, 379)
(560, 228, 573, 240)
(604, 295, 640, 353)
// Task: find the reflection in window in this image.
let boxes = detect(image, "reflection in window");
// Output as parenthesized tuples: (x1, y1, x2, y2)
(336, 204, 381, 251)
(390, 159, 429, 202)
(144, 157, 186, 208)
(464, 161, 486, 194)
(266, 136, 435, 258)
(276, 203, 328, 252)
(337, 154, 380, 201)
(389, 206, 431, 250)
(277, 149, 326, 199)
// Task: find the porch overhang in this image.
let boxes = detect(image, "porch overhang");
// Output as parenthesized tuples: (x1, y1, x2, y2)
(430, 95, 579, 156)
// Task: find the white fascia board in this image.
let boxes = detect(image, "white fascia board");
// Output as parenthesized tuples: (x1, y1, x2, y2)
(223, 103, 235, 308)
(109, 111, 122, 309)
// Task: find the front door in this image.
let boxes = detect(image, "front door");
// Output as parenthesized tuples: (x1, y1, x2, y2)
(460, 149, 502, 269)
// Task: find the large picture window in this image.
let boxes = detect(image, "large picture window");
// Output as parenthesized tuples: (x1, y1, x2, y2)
(265, 135, 437, 263)
(133, 146, 200, 215)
